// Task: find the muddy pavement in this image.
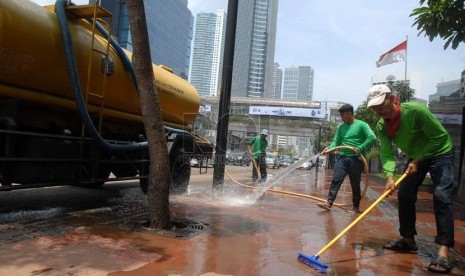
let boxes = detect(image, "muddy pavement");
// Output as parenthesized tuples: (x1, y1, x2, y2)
(0, 164, 464, 275)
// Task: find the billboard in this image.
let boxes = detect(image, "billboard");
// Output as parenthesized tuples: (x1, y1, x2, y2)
(199, 104, 212, 113)
(248, 106, 325, 119)
(433, 113, 462, 125)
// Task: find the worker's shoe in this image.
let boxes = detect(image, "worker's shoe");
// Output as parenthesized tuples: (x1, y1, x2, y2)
(383, 238, 418, 252)
(317, 202, 332, 211)
(428, 256, 453, 273)
(347, 207, 362, 213)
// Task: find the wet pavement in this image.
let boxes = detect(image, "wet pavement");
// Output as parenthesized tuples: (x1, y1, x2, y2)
(0, 163, 464, 275)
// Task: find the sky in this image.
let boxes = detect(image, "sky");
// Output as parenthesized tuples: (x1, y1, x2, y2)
(33, 0, 465, 108)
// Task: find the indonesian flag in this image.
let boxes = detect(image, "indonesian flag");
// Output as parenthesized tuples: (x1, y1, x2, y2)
(376, 40, 407, 68)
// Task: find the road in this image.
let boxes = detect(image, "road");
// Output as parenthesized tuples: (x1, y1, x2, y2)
(0, 164, 254, 242)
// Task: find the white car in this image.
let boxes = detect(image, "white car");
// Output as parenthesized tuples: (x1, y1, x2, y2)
(298, 156, 325, 170)
(298, 161, 312, 170)
(190, 158, 200, 167)
(265, 153, 279, 169)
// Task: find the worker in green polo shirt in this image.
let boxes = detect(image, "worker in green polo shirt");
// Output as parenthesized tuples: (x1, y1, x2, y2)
(248, 129, 269, 183)
(367, 84, 454, 274)
(318, 104, 377, 213)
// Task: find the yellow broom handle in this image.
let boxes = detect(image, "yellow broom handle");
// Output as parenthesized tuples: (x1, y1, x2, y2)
(316, 172, 408, 256)
(246, 144, 261, 179)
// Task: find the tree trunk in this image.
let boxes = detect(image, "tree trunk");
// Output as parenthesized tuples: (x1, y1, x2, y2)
(126, 0, 171, 229)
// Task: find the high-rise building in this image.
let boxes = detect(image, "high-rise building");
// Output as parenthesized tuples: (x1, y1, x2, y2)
(145, 1, 193, 80)
(93, 0, 132, 50)
(98, 0, 193, 79)
(190, 11, 227, 97)
(429, 79, 461, 103)
(372, 72, 422, 98)
(231, 0, 278, 98)
(277, 135, 287, 149)
(282, 66, 314, 101)
(270, 63, 283, 99)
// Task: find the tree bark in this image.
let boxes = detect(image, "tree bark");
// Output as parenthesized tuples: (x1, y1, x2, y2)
(126, 0, 171, 229)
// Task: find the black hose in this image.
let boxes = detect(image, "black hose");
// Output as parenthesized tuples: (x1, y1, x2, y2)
(86, 18, 138, 93)
(55, 0, 147, 152)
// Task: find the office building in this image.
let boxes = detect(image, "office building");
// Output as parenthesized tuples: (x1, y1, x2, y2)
(190, 11, 227, 97)
(92, 0, 132, 50)
(231, 0, 278, 98)
(98, 0, 193, 79)
(269, 63, 283, 99)
(428, 70, 465, 196)
(145, 0, 193, 79)
(429, 79, 461, 103)
(372, 72, 421, 98)
(277, 135, 287, 149)
(282, 66, 314, 101)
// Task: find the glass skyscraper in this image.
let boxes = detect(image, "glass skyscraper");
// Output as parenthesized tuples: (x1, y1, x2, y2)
(145, 0, 193, 80)
(231, 0, 278, 98)
(270, 62, 283, 99)
(190, 11, 227, 97)
(98, 0, 193, 80)
(96, 0, 132, 51)
(282, 66, 314, 101)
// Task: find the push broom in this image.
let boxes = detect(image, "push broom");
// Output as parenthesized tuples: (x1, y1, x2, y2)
(298, 172, 408, 273)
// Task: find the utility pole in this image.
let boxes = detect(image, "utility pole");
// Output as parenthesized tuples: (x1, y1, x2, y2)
(317, 123, 323, 153)
(213, 0, 238, 189)
(316, 123, 322, 173)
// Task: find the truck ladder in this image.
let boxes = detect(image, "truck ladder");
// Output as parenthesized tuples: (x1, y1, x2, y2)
(64, 1, 114, 135)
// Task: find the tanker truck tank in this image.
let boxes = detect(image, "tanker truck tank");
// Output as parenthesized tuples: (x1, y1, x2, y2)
(0, 0, 213, 193)
(0, 0, 199, 128)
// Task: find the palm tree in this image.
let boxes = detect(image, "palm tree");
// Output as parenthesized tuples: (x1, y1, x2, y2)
(388, 81, 415, 103)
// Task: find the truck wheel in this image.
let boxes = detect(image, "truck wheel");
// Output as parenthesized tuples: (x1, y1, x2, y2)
(78, 164, 111, 188)
(0, 173, 12, 190)
(139, 177, 148, 194)
(139, 152, 191, 195)
(139, 163, 149, 194)
(170, 150, 191, 194)
(82, 168, 111, 188)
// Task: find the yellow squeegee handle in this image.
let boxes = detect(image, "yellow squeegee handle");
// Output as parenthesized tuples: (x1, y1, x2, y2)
(316, 172, 408, 257)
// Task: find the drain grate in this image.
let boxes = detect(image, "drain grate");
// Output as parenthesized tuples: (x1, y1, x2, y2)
(188, 223, 205, 230)
(142, 218, 208, 239)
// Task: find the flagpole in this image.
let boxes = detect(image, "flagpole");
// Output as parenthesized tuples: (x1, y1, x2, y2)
(404, 35, 408, 82)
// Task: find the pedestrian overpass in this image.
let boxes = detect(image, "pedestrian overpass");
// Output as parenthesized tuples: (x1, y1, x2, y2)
(227, 122, 318, 139)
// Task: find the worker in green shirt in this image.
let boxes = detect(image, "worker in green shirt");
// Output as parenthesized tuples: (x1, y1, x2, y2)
(368, 84, 454, 274)
(248, 129, 269, 183)
(317, 104, 377, 213)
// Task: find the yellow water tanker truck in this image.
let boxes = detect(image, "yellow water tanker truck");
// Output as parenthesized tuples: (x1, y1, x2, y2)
(0, 0, 213, 193)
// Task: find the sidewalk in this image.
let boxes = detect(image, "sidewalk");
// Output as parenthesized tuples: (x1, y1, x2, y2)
(0, 165, 464, 275)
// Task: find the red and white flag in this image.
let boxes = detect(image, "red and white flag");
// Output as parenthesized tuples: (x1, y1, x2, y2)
(376, 40, 407, 68)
